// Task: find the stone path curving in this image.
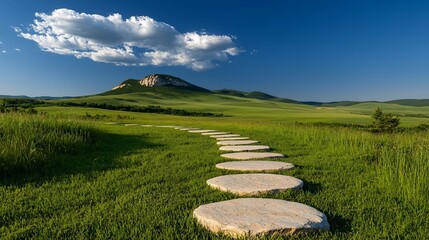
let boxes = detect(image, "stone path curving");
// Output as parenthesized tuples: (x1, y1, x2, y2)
(219, 145, 270, 152)
(193, 198, 330, 238)
(216, 160, 295, 172)
(207, 174, 303, 195)
(129, 123, 329, 238)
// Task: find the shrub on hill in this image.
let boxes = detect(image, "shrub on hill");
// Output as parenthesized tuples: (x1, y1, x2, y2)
(369, 107, 400, 133)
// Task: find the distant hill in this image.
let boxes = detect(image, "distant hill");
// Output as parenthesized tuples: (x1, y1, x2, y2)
(102, 74, 210, 95)
(213, 89, 299, 104)
(0, 95, 71, 100)
(386, 99, 429, 107)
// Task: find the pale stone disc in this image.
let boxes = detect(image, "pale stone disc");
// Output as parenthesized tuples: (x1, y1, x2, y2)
(125, 123, 139, 126)
(180, 128, 200, 131)
(216, 137, 250, 141)
(206, 174, 303, 196)
(219, 145, 270, 152)
(201, 132, 230, 136)
(217, 140, 258, 146)
(220, 152, 284, 160)
(216, 161, 294, 172)
(210, 134, 241, 138)
(189, 130, 217, 133)
(193, 198, 330, 238)
(156, 125, 180, 128)
(141, 124, 154, 127)
(105, 122, 121, 125)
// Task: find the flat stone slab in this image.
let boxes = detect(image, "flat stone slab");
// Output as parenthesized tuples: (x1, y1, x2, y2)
(217, 140, 258, 146)
(141, 124, 154, 127)
(180, 128, 200, 131)
(124, 123, 139, 126)
(221, 152, 284, 160)
(216, 137, 250, 141)
(156, 125, 180, 128)
(207, 174, 303, 195)
(219, 145, 270, 152)
(201, 132, 230, 136)
(216, 161, 294, 172)
(189, 130, 217, 133)
(105, 122, 121, 125)
(210, 134, 241, 138)
(193, 198, 330, 238)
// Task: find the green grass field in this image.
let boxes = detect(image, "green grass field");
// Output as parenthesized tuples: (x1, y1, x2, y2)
(1, 93, 429, 239)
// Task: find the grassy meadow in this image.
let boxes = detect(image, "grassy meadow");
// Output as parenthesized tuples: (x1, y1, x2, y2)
(1, 96, 429, 239)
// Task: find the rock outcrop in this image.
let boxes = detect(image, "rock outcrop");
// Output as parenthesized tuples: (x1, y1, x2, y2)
(138, 74, 191, 87)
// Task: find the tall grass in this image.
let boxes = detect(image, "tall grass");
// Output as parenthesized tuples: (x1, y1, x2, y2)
(254, 123, 429, 210)
(0, 113, 96, 176)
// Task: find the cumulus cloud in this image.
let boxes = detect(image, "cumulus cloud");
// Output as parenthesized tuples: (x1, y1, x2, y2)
(15, 48, 21, 51)
(17, 8, 241, 71)
(2, 50, 6, 53)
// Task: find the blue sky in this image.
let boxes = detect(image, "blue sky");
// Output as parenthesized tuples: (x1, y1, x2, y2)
(1, 0, 429, 101)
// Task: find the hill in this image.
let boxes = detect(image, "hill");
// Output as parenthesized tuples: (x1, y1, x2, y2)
(102, 74, 210, 95)
(213, 89, 298, 104)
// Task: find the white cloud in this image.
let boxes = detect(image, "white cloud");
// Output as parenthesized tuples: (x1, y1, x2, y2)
(15, 48, 21, 51)
(2, 50, 6, 53)
(0, 41, 3, 44)
(17, 8, 241, 71)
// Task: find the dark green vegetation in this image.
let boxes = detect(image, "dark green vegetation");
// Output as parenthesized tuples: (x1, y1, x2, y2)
(0, 98, 222, 117)
(369, 108, 400, 133)
(1, 79, 429, 239)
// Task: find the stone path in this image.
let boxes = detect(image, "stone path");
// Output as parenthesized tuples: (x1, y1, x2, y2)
(210, 134, 241, 138)
(216, 137, 249, 141)
(189, 129, 216, 133)
(217, 140, 259, 145)
(219, 145, 270, 152)
(220, 152, 284, 160)
(201, 132, 230, 135)
(216, 160, 295, 172)
(121, 123, 329, 237)
(207, 174, 303, 195)
(193, 198, 330, 238)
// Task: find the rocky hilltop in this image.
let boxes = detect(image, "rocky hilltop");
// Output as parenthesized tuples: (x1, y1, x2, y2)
(108, 74, 210, 94)
(112, 74, 193, 90)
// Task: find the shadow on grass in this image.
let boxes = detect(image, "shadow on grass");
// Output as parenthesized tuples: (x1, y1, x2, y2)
(326, 213, 353, 235)
(303, 180, 323, 194)
(0, 131, 164, 187)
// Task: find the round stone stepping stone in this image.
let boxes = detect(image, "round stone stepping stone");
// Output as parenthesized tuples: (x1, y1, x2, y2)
(141, 124, 154, 127)
(189, 129, 216, 133)
(219, 145, 270, 152)
(210, 134, 241, 138)
(216, 137, 250, 141)
(216, 161, 294, 172)
(125, 123, 139, 126)
(157, 125, 180, 128)
(180, 128, 200, 131)
(206, 174, 303, 195)
(202, 132, 230, 136)
(217, 140, 258, 146)
(193, 198, 330, 238)
(105, 122, 121, 125)
(221, 152, 284, 160)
